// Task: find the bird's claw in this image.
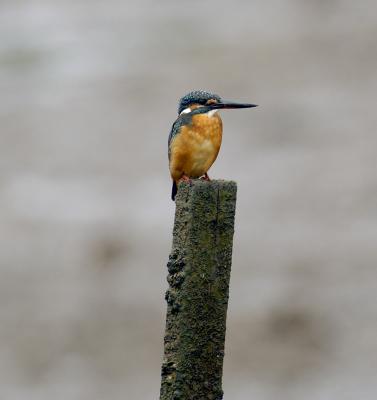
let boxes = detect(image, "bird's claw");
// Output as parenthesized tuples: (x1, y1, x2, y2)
(179, 175, 192, 184)
(200, 173, 211, 181)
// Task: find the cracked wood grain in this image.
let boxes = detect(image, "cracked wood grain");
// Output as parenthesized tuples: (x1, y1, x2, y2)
(160, 180, 237, 400)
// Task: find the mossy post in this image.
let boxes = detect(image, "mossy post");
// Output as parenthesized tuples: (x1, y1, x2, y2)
(160, 180, 237, 400)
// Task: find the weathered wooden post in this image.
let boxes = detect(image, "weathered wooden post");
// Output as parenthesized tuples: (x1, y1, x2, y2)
(160, 180, 237, 400)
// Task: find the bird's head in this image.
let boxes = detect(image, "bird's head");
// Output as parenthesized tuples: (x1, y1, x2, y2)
(178, 90, 257, 115)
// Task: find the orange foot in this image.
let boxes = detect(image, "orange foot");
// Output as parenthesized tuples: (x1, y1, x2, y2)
(200, 173, 211, 181)
(179, 175, 192, 183)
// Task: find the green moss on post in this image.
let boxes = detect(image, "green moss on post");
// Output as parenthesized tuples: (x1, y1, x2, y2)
(160, 180, 237, 400)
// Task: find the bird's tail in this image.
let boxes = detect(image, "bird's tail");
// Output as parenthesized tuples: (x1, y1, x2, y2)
(171, 181, 177, 201)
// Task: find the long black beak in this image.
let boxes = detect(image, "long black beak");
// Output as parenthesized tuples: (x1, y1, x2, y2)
(210, 100, 258, 110)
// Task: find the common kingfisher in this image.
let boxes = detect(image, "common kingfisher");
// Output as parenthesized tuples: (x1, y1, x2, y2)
(168, 90, 257, 200)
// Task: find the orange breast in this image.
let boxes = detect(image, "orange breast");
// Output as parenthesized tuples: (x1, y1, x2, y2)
(169, 113, 222, 181)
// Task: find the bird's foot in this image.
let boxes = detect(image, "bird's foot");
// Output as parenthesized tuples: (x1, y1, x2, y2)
(200, 173, 211, 181)
(179, 175, 192, 184)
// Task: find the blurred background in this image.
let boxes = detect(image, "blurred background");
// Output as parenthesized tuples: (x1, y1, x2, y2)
(1, 1, 376, 399)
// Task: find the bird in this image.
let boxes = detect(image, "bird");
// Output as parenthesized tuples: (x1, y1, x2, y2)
(168, 90, 257, 200)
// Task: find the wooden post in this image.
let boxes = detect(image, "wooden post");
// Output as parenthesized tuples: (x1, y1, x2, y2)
(160, 180, 237, 400)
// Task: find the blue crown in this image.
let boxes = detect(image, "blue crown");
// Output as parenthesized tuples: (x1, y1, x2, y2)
(178, 90, 221, 114)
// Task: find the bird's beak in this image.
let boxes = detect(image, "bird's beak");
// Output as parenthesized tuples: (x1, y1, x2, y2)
(210, 100, 258, 110)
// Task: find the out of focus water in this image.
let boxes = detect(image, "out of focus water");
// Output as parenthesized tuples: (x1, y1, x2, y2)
(1, 1, 376, 399)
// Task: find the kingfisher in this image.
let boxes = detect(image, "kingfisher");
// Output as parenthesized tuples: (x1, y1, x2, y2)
(168, 90, 257, 200)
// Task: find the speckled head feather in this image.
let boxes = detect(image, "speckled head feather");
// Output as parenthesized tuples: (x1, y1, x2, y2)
(178, 90, 221, 114)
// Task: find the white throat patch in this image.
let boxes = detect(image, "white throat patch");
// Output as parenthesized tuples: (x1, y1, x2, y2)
(207, 109, 218, 117)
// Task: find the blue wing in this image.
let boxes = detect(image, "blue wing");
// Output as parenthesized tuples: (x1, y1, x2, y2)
(168, 113, 192, 161)
(168, 113, 194, 201)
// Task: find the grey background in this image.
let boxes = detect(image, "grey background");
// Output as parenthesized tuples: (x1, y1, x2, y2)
(1, 1, 376, 399)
